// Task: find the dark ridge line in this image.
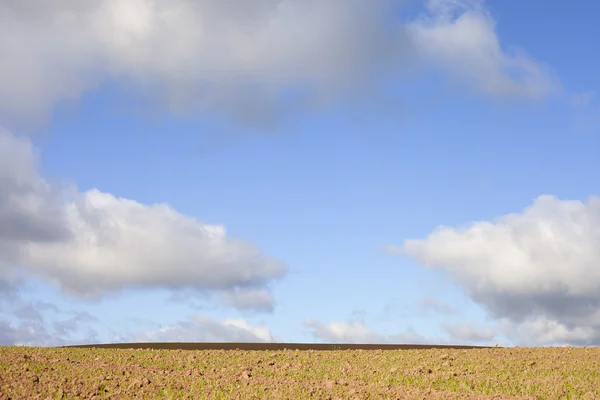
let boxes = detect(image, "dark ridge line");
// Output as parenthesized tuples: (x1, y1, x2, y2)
(62, 342, 497, 351)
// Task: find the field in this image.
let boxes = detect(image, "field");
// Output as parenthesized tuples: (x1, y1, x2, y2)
(1, 342, 599, 399)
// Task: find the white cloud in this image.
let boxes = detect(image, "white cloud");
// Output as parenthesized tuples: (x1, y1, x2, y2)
(220, 317, 275, 343)
(303, 319, 432, 344)
(304, 319, 384, 344)
(498, 316, 599, 346)
(443, 323, 496, 343)
(398, 194, 600, 345)
(0, 130, 286, 308)
(0, 0, 554, 127)
(408, 0, 556, 99)
(132, 314, 276, 343)
(0, 0, 412, 126)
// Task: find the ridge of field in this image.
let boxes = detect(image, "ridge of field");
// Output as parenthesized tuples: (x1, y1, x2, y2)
(63, 342, 494, 351)
(2, 344, 600, 399)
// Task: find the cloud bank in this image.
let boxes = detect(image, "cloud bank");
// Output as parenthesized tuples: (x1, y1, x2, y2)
(399, 195, 600, 345)
(0, 130, 286, 310)
(0, 0, 555, 127)
(132, 315, 276, 343)
(303, 319, 434, 345)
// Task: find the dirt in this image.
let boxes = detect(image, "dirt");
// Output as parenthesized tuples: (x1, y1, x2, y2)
(1, 343, 599, 399)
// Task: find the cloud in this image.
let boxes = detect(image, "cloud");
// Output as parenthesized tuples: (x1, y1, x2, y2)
(303, 319, 432, 344)
(52, 311, 99, 337)
(12, 301, 59, 322)
(304, 319, 384, 344)
(0, 277, 21, 308)
(443, 323, 496, 343)
(497, 316, 600, 346)
(0, 130, 286, 308)
(0, 132, 71, 243)
(0, 279, 100, 346)
(0, 318, 61, 347)
(0, 0, 412, 126)
(0, 0, 554, 127)
(398, 194, 600, 345)
(131, 314, 276, 343)
(408, 0, 556, 99)
(219, 289, 276, 313)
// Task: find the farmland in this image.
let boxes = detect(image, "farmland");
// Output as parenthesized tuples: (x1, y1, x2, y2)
(1, 343, 599, 399)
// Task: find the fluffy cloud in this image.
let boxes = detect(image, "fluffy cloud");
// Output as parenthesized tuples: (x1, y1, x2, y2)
(0, 130, 286, 308)
(497, 316, 600, 347)
(303, 319, 432, 344)
(0, 132, 71, 243)
(398, 195, 600, 345)
(304, 319, 383, 344)
(0, 0, 554, 127)
(408, 0, 556, 98)
(132, 314, 276, 343)
(0, 0, 411, 126)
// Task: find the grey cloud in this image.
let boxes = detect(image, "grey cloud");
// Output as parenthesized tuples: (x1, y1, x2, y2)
(0, 0, 412, 127)
(0, 281, 100, 346)
(400, 194, 600, 345)
(12, 303, 44, 322)
(0, 130, 71, 244)
(0, 277, 20, 307)
(0, 318, 63, 347)
(53, 311, 100, 337)
(0, 130, 286, 307)
(0, 0, 555, 128)
(12, 300, 59, 322)
(0, 316, 101, 347)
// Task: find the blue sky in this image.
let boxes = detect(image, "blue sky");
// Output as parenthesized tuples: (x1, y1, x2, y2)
(1, 0, 599, 347)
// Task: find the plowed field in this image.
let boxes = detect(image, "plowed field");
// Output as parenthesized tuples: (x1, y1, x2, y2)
(1, 343, 598, 399)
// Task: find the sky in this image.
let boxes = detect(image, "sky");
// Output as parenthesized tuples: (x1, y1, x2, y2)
(0, 0, 599, 347)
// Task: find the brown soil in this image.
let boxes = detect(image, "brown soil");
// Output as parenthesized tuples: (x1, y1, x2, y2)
(67, 342, 491, 351)
(1, 343, 598, 399)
